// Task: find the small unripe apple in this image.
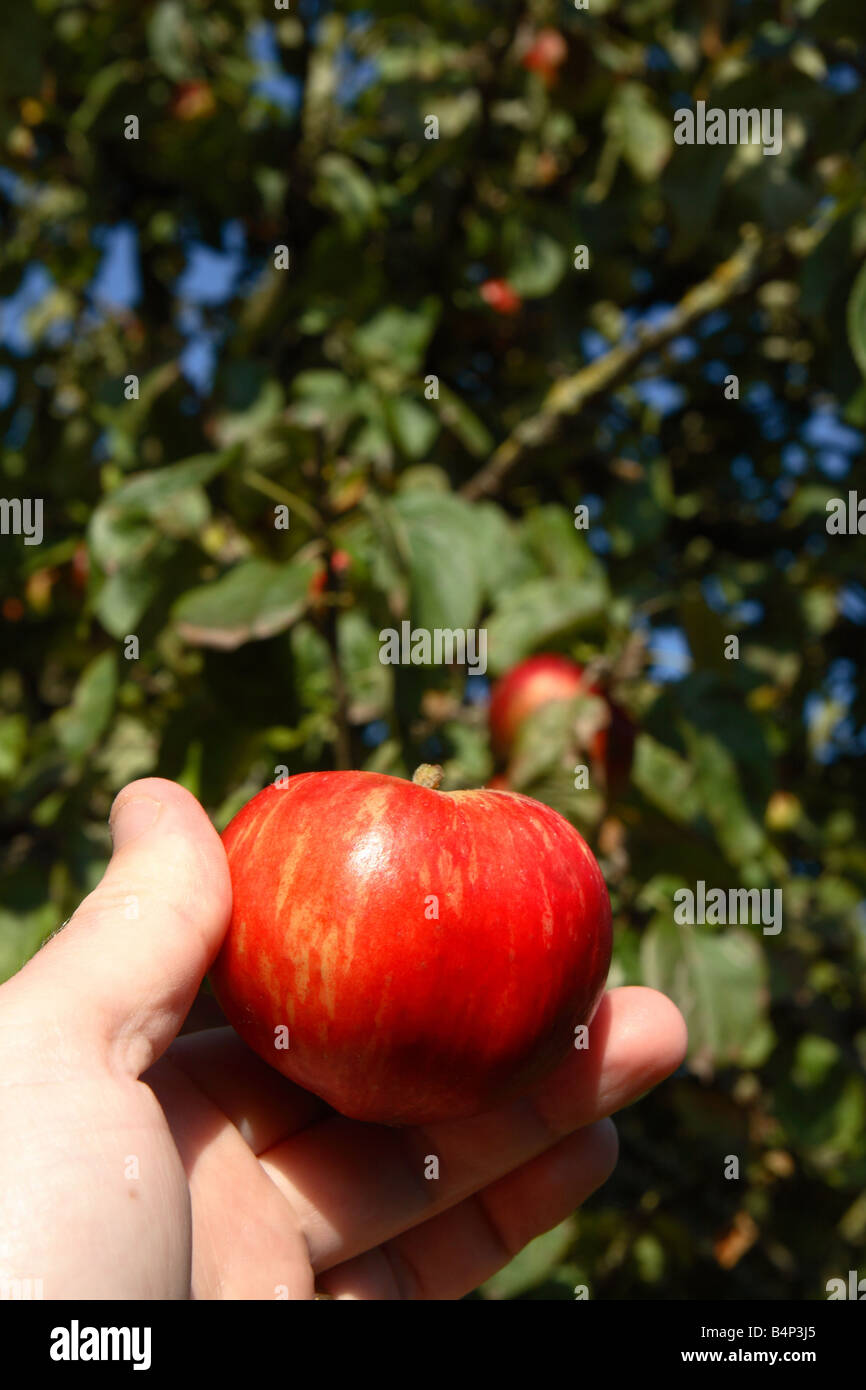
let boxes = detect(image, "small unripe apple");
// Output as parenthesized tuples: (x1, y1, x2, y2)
(765, 791, 801, 833)
(210, 765, 611, 1126)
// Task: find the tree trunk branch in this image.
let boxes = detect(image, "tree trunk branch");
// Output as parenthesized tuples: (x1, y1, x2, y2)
(460, 225, 765, 502)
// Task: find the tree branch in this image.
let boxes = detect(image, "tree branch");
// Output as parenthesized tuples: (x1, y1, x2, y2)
(460, 225, 765, 502)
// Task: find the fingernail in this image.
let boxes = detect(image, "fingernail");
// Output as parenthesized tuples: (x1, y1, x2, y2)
(110, 795, 162, 848)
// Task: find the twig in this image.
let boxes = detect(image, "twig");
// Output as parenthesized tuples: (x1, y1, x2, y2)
(460, 226, 765, 501)
(242, 469, 323, 530)
(311, 433, 353, 771)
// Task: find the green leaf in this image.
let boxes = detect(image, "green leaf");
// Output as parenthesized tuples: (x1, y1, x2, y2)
(486, 575, 608, 674)
(437, 384, 494, 457)
(293, 370, 353, 403)
(505, 226, 568, 299)
(291, 370, 359, 435)
(338, 610, 392, 722)
(93, 714, 159, 791)
(70, 59, 138, 134)
(633, 735, 702, 824)
(290, 622, 333, 712)
(684, 726, 767, 865)
(640, 918, 770, 1077)
(636, 874, 692, 915)
(95, 562, 164, 639)
(89, 452, 233, 570)
(504, 696, 607, 828)
(387, 491, 484, 631)
(0, 714, 28, 780)
(422, 90, 481, 138)
(472, 502, 539, 601)
(386, 397, 440, 458)
(775, 1037, 866, 1176)
(523, 506, 603, 580)
(147, 0, 198, 81)
(846, 259, 866, 383)
(480, 1219, 577, 1300)
(353, 300, 440, 374)
(173, 559, 318, 649)
(109, 453, 230, 519)
(509, 693, 604, 789)
(53, 653, 118, 761)
(605, 82, 673, 182)
(214, 379, 285, 447)
(439, 721, 492, 790)
(315, 153, 379, 233)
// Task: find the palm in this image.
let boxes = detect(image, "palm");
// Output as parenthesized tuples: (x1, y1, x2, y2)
(147, 988, 682, 1300)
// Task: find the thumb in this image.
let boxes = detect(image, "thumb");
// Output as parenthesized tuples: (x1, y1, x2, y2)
(7, 778, 232, 1078)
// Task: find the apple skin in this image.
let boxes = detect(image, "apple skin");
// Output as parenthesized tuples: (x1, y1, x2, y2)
(489, 653, 635, 796)
(210, 769, 611, 1126)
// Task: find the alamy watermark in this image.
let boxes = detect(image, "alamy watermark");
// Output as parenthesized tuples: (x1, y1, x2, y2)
(379, 622, 487, 676)
(0, 498, 43, 545)
(673, 101, 782, 157)
(674, 881, 782, 935)
(50, 1321, 151, 1370)
(826, 491, 865, 534)
(0, 1276, 43, 1299)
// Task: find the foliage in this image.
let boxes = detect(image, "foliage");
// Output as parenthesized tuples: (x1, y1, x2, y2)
(1, 0, 865, 1300)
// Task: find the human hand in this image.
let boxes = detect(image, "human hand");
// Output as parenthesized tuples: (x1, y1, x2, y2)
(0, 777, 686, 1299)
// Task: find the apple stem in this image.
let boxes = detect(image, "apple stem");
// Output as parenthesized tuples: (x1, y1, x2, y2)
(412, 763, 444, 790)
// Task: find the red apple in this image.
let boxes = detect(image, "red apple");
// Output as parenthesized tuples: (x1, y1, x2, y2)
(485, 772, 510, 790)
(210, 765, 611, 1126)
(480, 278, 522, 316)
(171, 81, 216, 121)
(70, 542, 90, 593)
(307, 548, 351, 600)
(490, 654, 585, 756)
(489, 654, 635, 796)
(521, 29, 568, 87)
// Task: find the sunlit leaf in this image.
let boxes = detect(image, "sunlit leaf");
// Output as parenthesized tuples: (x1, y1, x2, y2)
(173, 559, 317, 649)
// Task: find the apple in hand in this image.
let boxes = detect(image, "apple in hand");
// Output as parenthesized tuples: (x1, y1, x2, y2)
(210, 765, 611, 1126)
(489, 653, 635, 796)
